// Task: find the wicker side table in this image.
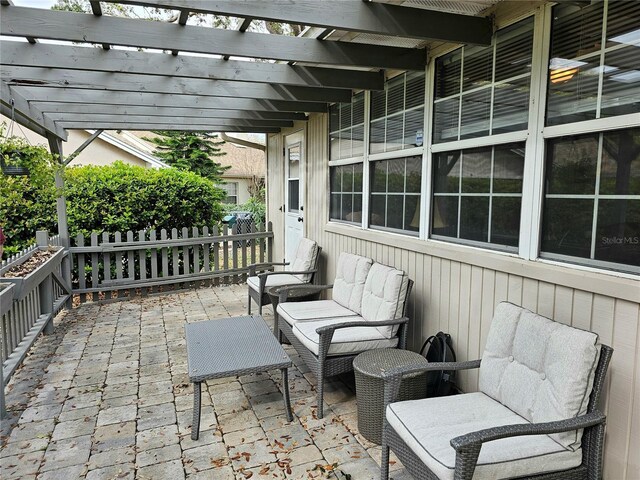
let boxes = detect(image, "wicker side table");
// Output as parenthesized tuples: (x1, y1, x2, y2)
(353, 348, 429, 444)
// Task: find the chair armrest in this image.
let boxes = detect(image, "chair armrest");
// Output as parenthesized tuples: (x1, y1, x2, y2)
(248, 261, 289, 277)
(258, 269, 317, 279)
(278, 284, 333, 302)
(315, 317, 409, 335)
(382, 359, 482, 406)
(450, 410, 606, 451)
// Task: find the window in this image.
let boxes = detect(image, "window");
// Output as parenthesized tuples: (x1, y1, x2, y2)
(546, 1, 640, 125)
(432, 143, 524, 249)
(330, 92, 365, 161)
(330, 164, 363, 224)
(220, 182, 238, 204)
(287, 143, 300, 212)
(370, 156, 421, 234)
(541, 128, 640, 270)
(433, 17, 534, 143)
(370, 72, 425, 154)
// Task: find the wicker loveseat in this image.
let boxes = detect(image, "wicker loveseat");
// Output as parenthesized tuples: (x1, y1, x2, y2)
(276, 252, 413, 418)
(246, 237, 320, 315)
(381, 302, 613, 480)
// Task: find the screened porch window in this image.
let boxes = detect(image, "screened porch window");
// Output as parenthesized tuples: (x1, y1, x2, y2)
(329, 92, 365, 161)
(432, 143, 524, 249)
(330, 163, 363, 224)
(369, 156, 421, 234)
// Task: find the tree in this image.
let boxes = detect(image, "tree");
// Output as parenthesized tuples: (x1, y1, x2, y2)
(144, 132, 230, 182)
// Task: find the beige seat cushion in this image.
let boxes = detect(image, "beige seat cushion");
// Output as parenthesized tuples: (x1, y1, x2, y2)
(247, 274, 303, 292)
(387, 392, 582, 480)
(292, 318, 398, 356)
(361, 263, 409, 338)
(277, 300, 359, 327)
(332, 253, 373, 314)
(479, 302, 600, 450)
(288, 238, 319, 282)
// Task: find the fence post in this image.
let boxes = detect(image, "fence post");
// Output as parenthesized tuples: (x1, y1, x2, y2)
(37, 231, 55, 334)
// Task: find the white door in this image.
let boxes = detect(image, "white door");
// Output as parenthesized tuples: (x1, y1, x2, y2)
(284, 131, 304, 261)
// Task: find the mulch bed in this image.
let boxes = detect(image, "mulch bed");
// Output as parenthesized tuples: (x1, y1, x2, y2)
(2, 249, 56, 278)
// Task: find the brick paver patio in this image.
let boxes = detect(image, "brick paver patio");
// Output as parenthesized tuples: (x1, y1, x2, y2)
(0, 285, 411, 480)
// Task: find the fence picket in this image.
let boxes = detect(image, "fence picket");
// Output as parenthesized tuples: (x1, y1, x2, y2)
(222, 224, 229, 284)
(150, 230, 158, 280)
(91, 233, 99, 301)
(250, 222, 257, 268)
(102, 232, 111, 286)
(126, 231, 135, 281)
(115, 231, 123, 281)
(202, 226, 210, 274)
(77, 233, 86, 292)
(161, 229, 168, 278)
(232, 224, 239, 284)
(192, 226, 200, 282)
(182, 227, 189, 279)
(213, 225, 220, 287)
(171, 228, 179, 277)
(138, 230, 147, 282)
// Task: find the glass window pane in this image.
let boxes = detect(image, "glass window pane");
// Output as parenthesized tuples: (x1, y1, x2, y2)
(406, 156, 422, 194)
(550, 3, 604, 61)
(372, 160, 387, 193)
(387, 75, 405, 116)
(405, 196, 420, 232)
(493, 144, 525, 193)
(329, 104, 340, 133)
(330, 193, 341, 220)
(461, 148, 491, 193)
(330, 166, 341, 193)
(340, 102, 351, 131)
(341, 194, 353, 222)
(330, 135, 340, 161)
(605, 0, 640, 47)
(406, 72, 426, 109)
(495, 17, 534, 82)
(432, 196, 458, 238)
(460, 196, 489, 242)
(492, 77, 530, 134)
(460, 89, 491, 139)
(352, 125, 365, 158)
(288, 179, 300, 211)
(541, 198, 594, 259)
(387, 159, 405, 193)
(370, 195, 386, 228)
(599, 127, 640, 195)
(433, 97, 460, 143)
(491, 197, 521, 247)
(352, 194, 363, 223)
(403, 109, 424, 149)
(369, 119, 386, 154)
(462, 44, 493, 92)
(353, 92, 365, 125)
(385, 114, 404, 152)
(386, 195, 404, 230)
(601, 45, 640, 118)
(354, 163, 363, 192)
(433, 151, 461, 194)
(371, 90, 386, 121)
(595, 199, 640, 266)
(546, 135, 598, 194)
(288, 144, 300, 178)
(435, 48, 462, 100)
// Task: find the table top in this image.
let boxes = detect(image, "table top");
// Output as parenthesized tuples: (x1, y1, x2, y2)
(353, 348, 428, 378)
(185, 315, 291, 383)
(266, 284, 324, 300)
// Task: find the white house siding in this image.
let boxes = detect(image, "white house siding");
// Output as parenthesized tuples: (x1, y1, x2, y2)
(267, 110, 640, 479)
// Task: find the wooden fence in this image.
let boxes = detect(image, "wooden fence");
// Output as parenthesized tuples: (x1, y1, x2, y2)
(69, 221, 274, 302)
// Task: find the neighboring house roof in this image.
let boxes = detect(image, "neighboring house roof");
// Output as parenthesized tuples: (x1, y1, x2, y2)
(90, 130, 170, 169)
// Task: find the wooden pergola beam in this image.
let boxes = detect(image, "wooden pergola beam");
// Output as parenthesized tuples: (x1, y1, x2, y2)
(48, 113, 294, 128)
(31, 102, 309, 121)
(56, 122, 281, 133)
(108, 0, 493, 45)
(0, 42, 384, 91)
(0, 81, 67, 140)
(13, 87, 328, 113)
(0, 6, 426, 70)
(1, 65, 352, 103)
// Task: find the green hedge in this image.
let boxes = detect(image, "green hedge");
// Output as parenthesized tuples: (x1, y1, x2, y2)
(0, 139, 226, 256)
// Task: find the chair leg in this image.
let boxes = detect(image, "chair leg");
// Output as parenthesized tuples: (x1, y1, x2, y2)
(247, 291, 252, 314)
(381, 430, 390, 480)
(316, 361, 325, 419)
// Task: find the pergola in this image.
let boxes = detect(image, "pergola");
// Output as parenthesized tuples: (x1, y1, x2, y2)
(0, 0, 494, 254)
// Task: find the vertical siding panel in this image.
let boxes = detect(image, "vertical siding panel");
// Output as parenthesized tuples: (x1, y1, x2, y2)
(591, 295, 616, 431)
(431, 257, 442, 334)
(457, 263, 472, 391)
(521, 278, 538, 311)
(440, 259, 451, 334)
(628, 306, 640, 480)
(537, 282, 555, 318)
(571, 290, 593, 331)
(480, 269, 495, 354)
(449, 261, 461, 352)
(494, 272, 509, 306)
(468, 266, 484, 390)
(507, 274, 523, 305)
(553, 286, 574, 325)
(603, 300, 639, 480)
(412, 252, 424, 352)
(422, 256, 433, 344)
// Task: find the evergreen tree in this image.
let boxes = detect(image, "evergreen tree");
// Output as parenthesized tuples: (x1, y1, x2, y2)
(145, 132, 230, 182)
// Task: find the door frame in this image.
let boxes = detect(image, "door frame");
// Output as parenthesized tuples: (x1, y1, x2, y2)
(284, 129, 306, 260)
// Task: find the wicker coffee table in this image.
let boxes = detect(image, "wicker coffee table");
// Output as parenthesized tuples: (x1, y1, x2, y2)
(185, 315, 293, 440)
(353, 348, 429, 444)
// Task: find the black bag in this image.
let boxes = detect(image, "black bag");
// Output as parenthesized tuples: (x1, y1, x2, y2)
(420, 332, 457, 397)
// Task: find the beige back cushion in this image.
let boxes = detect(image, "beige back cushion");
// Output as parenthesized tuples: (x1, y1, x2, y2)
(479, 302, 600, 451)
(332, 253, 373, 314)
(361, 263, 409, 338)
(288, 238, 319, 282)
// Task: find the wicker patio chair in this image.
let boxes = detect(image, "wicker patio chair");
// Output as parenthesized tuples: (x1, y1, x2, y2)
(276, 253, 413, 418)
(380, 302, 613, 480)
(247, 238, 320, 315)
